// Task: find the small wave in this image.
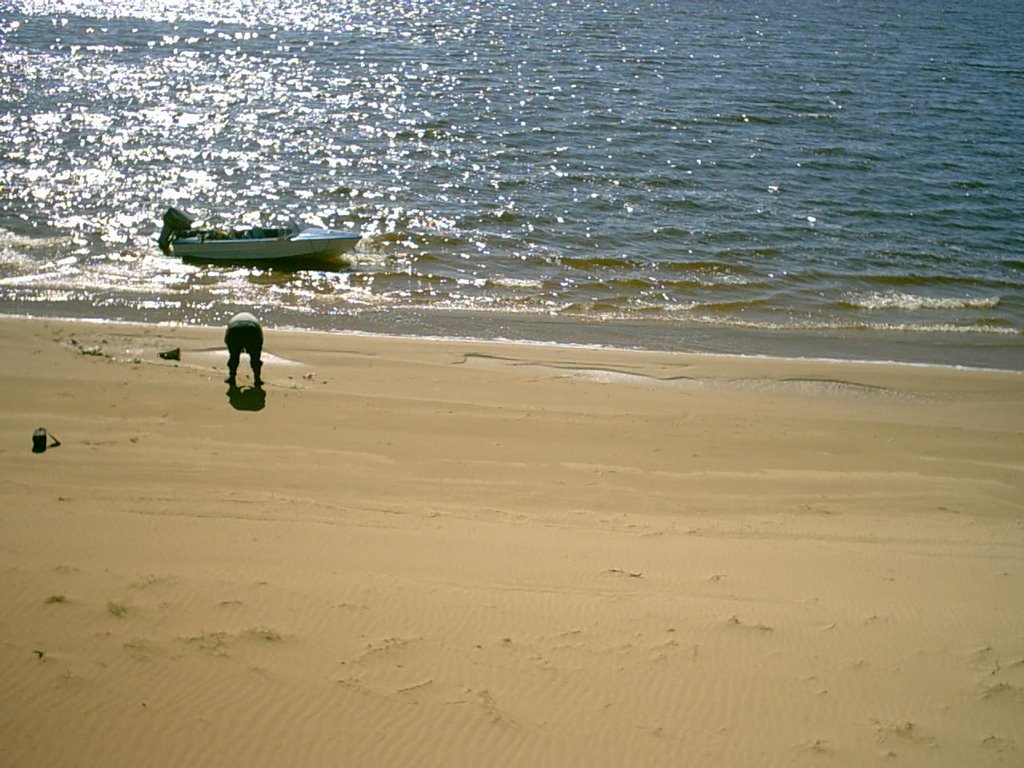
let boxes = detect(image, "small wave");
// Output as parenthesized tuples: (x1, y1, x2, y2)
(456, 303, 1022, 338)
(674, 316, 1021, 337)
(363, 230, 469, 250)
(840, 291, 1001, 311)
(687, 298, 773, 312)
(459, 208, 525, 227)
(661, 258, 759, 275)
(0, 228, 72, 254)
(491, 276, 545, 290)
(557, 254, 647, 271)
(712, 112, 781, 126)
(652, 276, 740, 291)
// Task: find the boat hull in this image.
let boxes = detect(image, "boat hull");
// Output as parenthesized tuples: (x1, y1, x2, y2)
(171, 229, 360, 263)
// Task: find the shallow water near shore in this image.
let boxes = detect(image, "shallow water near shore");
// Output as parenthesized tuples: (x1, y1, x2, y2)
(1, 0, 1022, 368)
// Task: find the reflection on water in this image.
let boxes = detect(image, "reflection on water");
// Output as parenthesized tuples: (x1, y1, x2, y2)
(1, 0, 1023, 367)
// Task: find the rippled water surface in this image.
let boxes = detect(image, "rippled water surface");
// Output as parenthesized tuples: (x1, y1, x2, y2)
(2, 0, 1022, 367)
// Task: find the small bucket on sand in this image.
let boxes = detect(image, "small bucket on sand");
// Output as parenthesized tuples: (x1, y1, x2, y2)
(32, 428, 60, 453)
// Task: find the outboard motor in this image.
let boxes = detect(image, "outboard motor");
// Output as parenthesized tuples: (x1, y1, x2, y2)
(157, 207, 195, 254)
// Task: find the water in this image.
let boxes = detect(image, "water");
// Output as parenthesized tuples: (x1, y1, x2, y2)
(2, 0, 1022, 369)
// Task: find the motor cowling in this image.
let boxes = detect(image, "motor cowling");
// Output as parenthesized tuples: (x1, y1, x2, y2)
(157, 207, 195, 254)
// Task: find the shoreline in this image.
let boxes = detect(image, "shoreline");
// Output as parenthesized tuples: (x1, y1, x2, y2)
(2, 315, 1023, 767)
(3, 306, 1022, 374)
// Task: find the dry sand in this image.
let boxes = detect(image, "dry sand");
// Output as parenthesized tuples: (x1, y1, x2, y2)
(1, 315, 1022, 767)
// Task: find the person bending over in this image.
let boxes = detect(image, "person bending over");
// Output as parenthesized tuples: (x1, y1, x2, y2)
(225, 312, 263, 386)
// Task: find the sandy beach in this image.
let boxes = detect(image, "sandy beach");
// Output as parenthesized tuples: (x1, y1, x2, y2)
(1, 315, 1022, 767)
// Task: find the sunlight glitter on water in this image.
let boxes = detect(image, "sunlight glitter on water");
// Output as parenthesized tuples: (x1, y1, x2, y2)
(1, 0, 1022, 368)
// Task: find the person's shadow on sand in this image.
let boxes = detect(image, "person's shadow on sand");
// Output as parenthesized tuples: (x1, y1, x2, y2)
(227, 383, 267, 411)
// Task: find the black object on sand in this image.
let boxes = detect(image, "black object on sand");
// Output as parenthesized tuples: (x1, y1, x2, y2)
(32, 428, 61, 453)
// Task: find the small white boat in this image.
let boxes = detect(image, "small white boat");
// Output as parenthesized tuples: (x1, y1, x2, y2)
(158, 207, 360, 264)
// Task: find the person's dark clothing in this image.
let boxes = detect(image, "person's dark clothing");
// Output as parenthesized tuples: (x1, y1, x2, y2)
(225, 312, 263, 384)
